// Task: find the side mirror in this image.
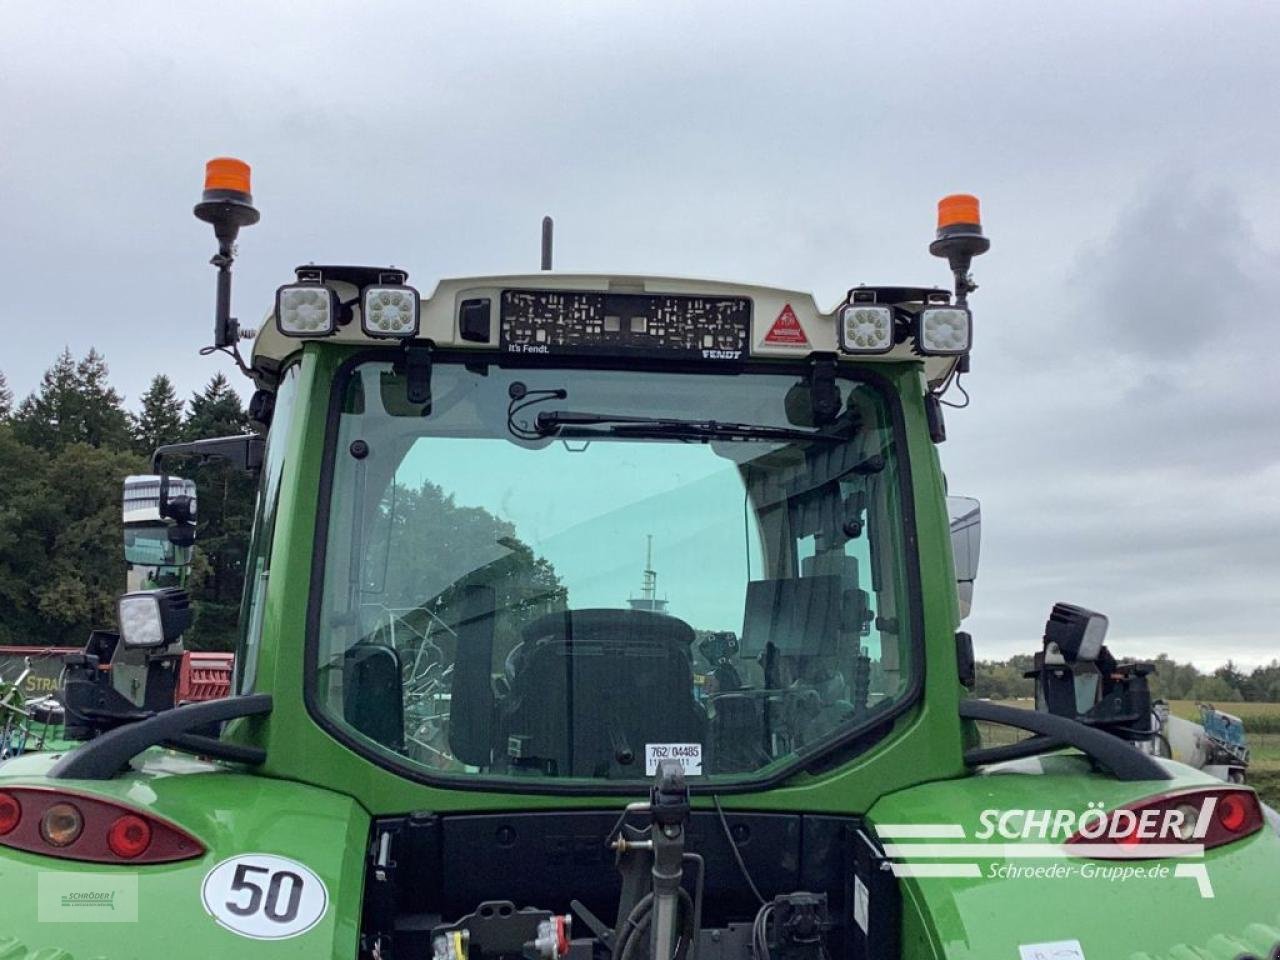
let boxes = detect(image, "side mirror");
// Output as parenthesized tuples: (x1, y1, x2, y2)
(123, 475, 197, 587)
(118, 588, 193, 649)
(947, 496, 981, 620)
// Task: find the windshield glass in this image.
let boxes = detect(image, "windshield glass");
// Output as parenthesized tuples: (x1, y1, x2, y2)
(311, 359, 917, 785)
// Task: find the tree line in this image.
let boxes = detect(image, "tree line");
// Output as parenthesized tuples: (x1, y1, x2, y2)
(0, 351, 253, 650)
(974, 653, 1280, 703)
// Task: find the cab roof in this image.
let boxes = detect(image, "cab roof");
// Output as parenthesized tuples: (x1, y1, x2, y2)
(249, 269, 959, 389)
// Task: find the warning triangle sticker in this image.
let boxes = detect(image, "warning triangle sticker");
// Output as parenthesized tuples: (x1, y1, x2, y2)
(763, 304, 809, 346)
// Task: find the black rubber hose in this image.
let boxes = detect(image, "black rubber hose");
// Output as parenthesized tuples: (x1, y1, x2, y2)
(614, 893, 654, 960)
(616, 889, 695, 960)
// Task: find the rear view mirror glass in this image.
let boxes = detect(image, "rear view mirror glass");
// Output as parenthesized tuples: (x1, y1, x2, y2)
(947, 496, 981, 620)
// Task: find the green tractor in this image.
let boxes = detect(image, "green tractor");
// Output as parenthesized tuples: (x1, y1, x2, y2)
(0, 160, 1275, 960)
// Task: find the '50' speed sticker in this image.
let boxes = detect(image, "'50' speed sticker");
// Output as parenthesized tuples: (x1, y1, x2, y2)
(202, 854, 329, 940)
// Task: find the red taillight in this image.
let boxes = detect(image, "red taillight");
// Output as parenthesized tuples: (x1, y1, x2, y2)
(1067, 787, 1264, 858)
(107, 814, 153, 859)
(0, 792, 21, 835)
(1217, 792, 1250, 833)
(0, 787, 202, 864)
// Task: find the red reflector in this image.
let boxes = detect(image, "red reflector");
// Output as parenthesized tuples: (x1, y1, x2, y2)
(1067, 787, 1264, 858)
(1218, 792, 1250, 832)
(107, 814, 152, 859)
(0, 792, 20, 835)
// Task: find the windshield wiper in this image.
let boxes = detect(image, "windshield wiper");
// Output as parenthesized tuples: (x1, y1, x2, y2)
(533, 410, 845, 444)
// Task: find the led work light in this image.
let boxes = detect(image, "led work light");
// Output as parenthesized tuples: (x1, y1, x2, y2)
(915, 305, 972, 355)
(1043, 602, 1109, 664)
(361, 285, 421, 339)
(276, 284, 338, 337)
(837, 304, 895, 354)
(118, 588, 193, 649)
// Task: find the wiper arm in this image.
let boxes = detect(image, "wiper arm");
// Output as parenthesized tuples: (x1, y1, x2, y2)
(533, 410, 845, 444)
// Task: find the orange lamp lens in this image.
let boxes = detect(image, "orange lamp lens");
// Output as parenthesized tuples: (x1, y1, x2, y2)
(40, 802, 84, 847)
(937, 194, 981, 229)
(204, 157, 252, 196)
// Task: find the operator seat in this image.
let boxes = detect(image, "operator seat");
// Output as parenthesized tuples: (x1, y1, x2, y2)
(496, 608, 706, 778)
(344, 642, 405, 753)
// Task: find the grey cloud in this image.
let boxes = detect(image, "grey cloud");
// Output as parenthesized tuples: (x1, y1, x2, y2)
(1075, 182, 1270, 359)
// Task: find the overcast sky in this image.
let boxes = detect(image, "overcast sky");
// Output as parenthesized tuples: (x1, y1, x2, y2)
(1, 1, 1276, 669)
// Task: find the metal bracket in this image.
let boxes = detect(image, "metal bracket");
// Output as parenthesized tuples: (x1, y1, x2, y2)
(403, 341, 433, 407)
(806, 353, 841, 427)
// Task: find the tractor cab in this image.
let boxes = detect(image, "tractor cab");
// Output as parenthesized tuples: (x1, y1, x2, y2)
(0, 160, 1275, 960)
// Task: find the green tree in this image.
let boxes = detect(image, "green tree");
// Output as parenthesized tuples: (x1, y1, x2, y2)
(1192, 674, 1242, 703)
(131, 374, 185, 457)
(0, 425, 144, 645)
(75, 350, 133, 449)
(1213, 660, 1247, 700)
(183, 373, 247, 440)
(1245, 661, 1280, 703)
(0, 371, 12, 420)
(12, 349, 78, 450)
(12, 348, 130, 452)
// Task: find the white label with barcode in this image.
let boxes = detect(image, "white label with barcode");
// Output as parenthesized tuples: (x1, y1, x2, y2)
(644, 743, 703, 775)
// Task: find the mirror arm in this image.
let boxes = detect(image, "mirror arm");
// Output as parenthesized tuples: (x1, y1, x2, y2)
(48, 694, 272, 780)
(152, 434, 265, 475)
(959, 699, 1170, 781)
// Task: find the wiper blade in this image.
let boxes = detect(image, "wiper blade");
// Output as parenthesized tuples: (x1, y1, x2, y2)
(533, 411, 845, 443)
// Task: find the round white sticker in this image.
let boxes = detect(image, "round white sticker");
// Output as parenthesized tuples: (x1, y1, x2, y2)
(201, 854, 329, 940)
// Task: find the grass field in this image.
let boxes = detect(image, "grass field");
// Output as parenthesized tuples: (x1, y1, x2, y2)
(979, 699, 1280, 809)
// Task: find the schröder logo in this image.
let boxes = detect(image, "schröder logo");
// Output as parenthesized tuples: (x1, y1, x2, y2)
(38, 872, 139, 922)
(974, 800, 1211, 843)
(874, 794, 1247, 900)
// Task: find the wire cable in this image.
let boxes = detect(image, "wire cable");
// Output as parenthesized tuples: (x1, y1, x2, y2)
(938, 371, 970, 409)
(712, 795, 766, 906)
(751, 901, 775, 960)
(507, 386, 568, 440)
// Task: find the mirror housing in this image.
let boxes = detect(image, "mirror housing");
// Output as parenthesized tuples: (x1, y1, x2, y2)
(152, 434, 264, 475)
(118, 588, 193, 649)
(123, 475, 197, 587)
(947, 496, 981, 620)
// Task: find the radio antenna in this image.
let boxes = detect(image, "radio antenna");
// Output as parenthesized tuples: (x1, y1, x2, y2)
(540, 216, 553, 271)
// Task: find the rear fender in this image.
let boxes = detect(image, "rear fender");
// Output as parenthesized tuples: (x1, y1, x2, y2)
(871, 757, 1280, 959)
(0, 764, 369, 959)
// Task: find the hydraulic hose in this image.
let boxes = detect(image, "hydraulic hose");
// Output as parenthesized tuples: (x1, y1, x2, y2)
(615, 889, 695, 960)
